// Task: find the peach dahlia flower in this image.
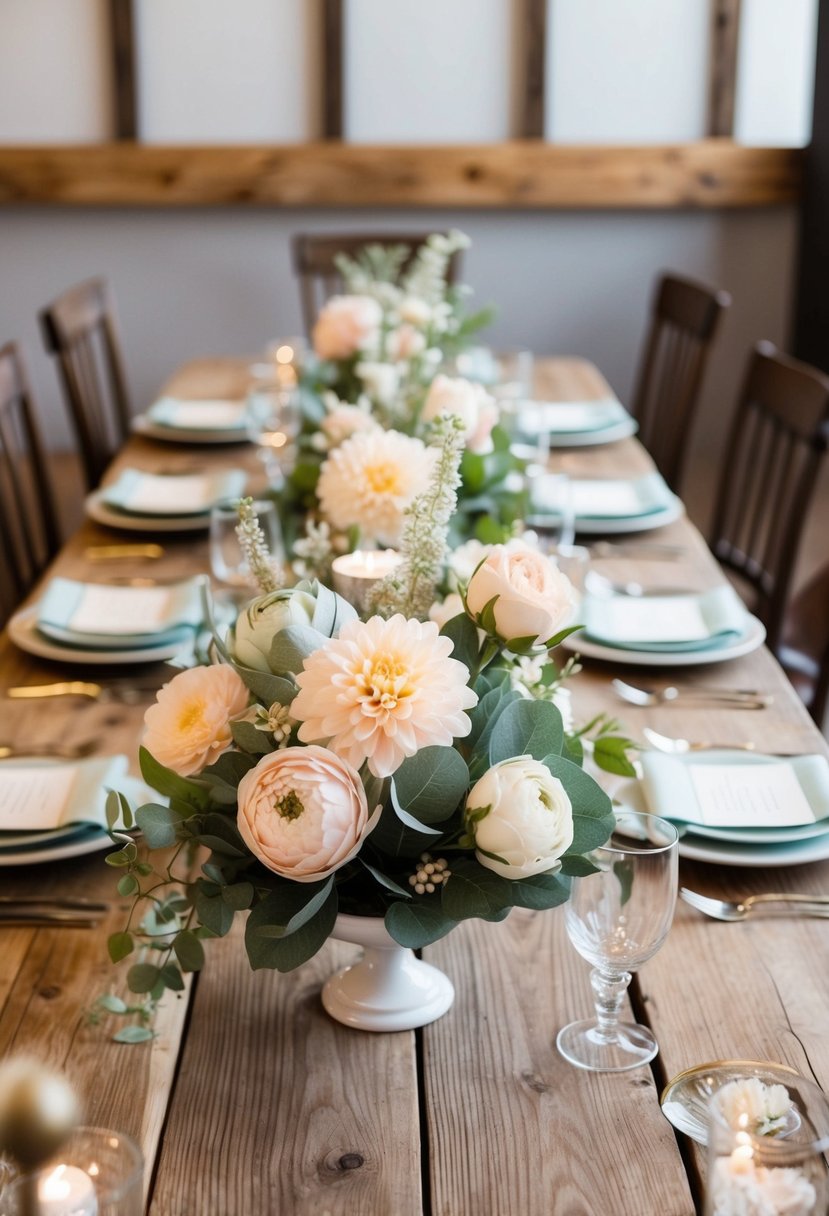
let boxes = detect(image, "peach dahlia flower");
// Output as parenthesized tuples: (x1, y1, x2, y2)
(143, 665, 249, 777)
(291, 615, 477, 778)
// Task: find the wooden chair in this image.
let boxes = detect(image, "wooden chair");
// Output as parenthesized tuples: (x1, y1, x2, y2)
(710, 340, 829, 655)
(630, 273, 731, 491)
(0, 342, 61, 627)
(40, 277, 132, 490)
(777, 563, 829, 727)
(292, 232, 463, 335)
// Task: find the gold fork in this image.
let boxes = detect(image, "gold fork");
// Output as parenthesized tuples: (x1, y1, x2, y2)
(6, 681, 162, 704)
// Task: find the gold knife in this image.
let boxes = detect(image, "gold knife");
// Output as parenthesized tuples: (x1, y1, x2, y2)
(6, 682, 102, 700)
(84, 543, 164, 561)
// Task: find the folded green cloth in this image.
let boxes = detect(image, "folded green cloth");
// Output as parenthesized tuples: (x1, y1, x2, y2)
(582, 584, 749, 652)
(101, 467, 247, 516)
(38, 577, 203, 648)
(149, 397, 247, 431)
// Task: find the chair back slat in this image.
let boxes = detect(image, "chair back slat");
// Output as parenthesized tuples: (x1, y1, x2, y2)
(631, 272, 731, 491)
(710, 341, 829, 652)
(40, 278, 132, 490)
(0, 342, 61, 627)
(292, 232, 463, 336)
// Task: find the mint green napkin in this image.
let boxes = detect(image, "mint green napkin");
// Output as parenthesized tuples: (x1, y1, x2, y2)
(101, 467, 247, 517)
(37, 577, 203, 648)
(582, 584, 749, 652)
(149, 397, 247, 432)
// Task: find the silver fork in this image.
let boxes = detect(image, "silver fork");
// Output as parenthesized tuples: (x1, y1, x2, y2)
(643, 728, 757, 754)
(680, 887, 829, 922)
(613, 679, 772, 710)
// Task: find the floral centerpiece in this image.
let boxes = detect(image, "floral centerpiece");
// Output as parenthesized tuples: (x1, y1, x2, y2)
(284, 231, 524, 573)
(102, 414, 625, 1038)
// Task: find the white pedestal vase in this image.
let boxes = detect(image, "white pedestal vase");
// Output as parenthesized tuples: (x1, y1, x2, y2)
(321, 913, 454, 1032)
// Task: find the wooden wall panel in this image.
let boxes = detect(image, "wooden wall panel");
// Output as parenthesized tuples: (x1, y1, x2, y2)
(708, 0, 742, 136)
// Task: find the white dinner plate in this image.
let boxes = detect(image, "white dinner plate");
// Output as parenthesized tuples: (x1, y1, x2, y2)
(615, 777, 829, 867)
(549, 416, 639, 448)
(562, 614, 766, 667)
(0, 772, 151, 867)
(85, 490, 211, 533)
(8, 604, 191, 666)
(132, 413, 250, 445)
(574, 496, 684, 535)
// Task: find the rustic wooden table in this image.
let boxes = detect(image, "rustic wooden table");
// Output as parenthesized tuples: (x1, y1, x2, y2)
(1, 358, 826, 1216)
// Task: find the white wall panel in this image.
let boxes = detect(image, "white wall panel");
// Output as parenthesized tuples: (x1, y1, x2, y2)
(136, 0, 319, 142)
(734, 0, 818, 146)
(546, 0, 709, 142)
(345, 0, 517, 142)
(0, 0, 112, 142)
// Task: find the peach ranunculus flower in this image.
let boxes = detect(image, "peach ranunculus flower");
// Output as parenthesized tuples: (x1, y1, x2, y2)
(320, 402, 380, 449)
(143, 665, 249, 777)
(316, 428, 435, 547)
(421, 374, 499, 454)
(236, 745, 380, 882)
(291, 615, 478, 778)
(465, 542, 577, 647)
(312, 294, 382, 361)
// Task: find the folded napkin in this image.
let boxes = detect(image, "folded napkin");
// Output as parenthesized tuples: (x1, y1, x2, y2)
(532, 471, 674, 521)
(517, 398, 628, 436)
(101, 467, 247, 516)
(149, 397, 248, 432)
(640, 751, 829, 830)
(37, 577, 203, 648)
(0, 755, 130, 834)
(582, 584, 749, 652)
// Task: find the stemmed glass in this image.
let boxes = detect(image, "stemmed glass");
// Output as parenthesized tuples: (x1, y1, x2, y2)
(245, 377, 301, 489)
(557, 809, 678, 1072)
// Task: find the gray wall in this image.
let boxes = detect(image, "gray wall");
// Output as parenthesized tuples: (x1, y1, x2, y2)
(2, 204, 799, 534)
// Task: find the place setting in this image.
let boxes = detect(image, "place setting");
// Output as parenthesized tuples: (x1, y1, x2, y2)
(508, 394, 639, 450)
(132, 395, 251, 444)
(85, 466, 248, 533)
(7, 575, 206, 666)
(611, 742, 829, 867)
(525, 466, 684, 537)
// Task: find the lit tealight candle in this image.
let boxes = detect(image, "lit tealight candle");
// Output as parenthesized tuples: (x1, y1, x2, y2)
(331, 549, 403, 614)
(39, 1163, 98, 1216)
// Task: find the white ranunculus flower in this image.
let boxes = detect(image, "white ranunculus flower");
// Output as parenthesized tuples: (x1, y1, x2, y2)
(422, 374, 499, 454)
(467, 756, 573, 880)
(312, 294, 382, 361)
(465, 542, 577, 647)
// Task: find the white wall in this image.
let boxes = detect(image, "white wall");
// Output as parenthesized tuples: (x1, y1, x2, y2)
(735, 0, 819, 146)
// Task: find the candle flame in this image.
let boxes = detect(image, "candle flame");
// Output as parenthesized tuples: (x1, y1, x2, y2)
(42, 1164, 71, 1199)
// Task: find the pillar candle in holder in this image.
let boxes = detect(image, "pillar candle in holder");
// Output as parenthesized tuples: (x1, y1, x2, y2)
(331, 550, 403, 614)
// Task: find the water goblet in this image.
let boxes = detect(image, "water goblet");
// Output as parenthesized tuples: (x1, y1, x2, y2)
(556, 809, 678, 1072)
(245, 380, 301, 489)
(524, 471, 576, 553)
(704, 1073, 829, 1214)
(209, 497, 284, 591)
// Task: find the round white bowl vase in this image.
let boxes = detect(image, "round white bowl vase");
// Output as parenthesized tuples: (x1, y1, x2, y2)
(321, 913, 455, 1032)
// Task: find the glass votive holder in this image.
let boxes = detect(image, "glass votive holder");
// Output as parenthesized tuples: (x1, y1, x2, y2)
(704, 1073, 829, 1215)
(265, 336, 308, 387)
(0, 1126, 143, 1215)
(209, 497, 284, 591)
(331, 549, 402, 615)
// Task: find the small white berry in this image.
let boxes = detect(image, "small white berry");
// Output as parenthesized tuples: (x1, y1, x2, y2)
(425, 882, 435, 893)
(415, 883, 425, 895)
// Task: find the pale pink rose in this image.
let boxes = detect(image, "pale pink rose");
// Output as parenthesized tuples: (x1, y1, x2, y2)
(143, 665, 249, 776)
(292, 615, 477, 778)
(321, 404, 379, 448)
(312, 295, 382, 361)
(237, 745, 380, 882)
(387, 324, 426, 361)
(465, 542, 577, 646)
(422, 375, 499, 454)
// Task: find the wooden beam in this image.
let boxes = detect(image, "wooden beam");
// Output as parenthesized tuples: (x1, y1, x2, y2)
(107, 0, 137, 140)
(0, 141, 802, 209)
(322, 0, 344, 139)
(522, 0, 547, 138)
(708, 0, 742, 137)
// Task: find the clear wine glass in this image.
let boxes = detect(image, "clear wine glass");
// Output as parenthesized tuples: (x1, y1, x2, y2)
(557, 809, 678, 1072)
(245, 379, 301, 489)
(524, 470, 576, 552)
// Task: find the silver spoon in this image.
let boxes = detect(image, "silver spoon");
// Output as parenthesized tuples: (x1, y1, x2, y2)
(613, 679, 772, 709)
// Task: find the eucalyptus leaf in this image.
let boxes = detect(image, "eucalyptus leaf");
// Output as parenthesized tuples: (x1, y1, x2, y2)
(368, 800, 445, 858)
(194, 883, 235, 937)
(127, 963, 161, 994)
(389, 781, 442, 836)
(139, 746, 209, 808)
(160, 962, 185, 991)
(440, 857, 512, 920)
(221, 881, 255, 911)
(439, 613, 481, 680)
(506, 871, 571, 910)
(488, 699, 564, 766)
(107, 932, 133, 963)
(134, 803, 188, 849)
(97, 994, 128, 1014)
(245, 886, 338, 971)
(174, 931, 205, 972)
(541, 754, 615, 855)
(113, 1025, 155, 1044)
(230, 720, 277, 756)
(384, 901, 458, 948)
(269, 624, 329, 675)
(558, 855, 600, 878)
(359, 858, 411, 899)
(393, 747, 469, 825)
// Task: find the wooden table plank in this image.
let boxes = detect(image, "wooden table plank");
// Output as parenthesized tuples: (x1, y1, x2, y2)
(148, 925, 422, 1216)
(424, 914, 695, 1216)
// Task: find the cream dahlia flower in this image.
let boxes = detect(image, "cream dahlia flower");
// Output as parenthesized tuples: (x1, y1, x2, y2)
(143, 665, 249, 776)
(291, 615, 477, 778)
(316, 429, 435, 546)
